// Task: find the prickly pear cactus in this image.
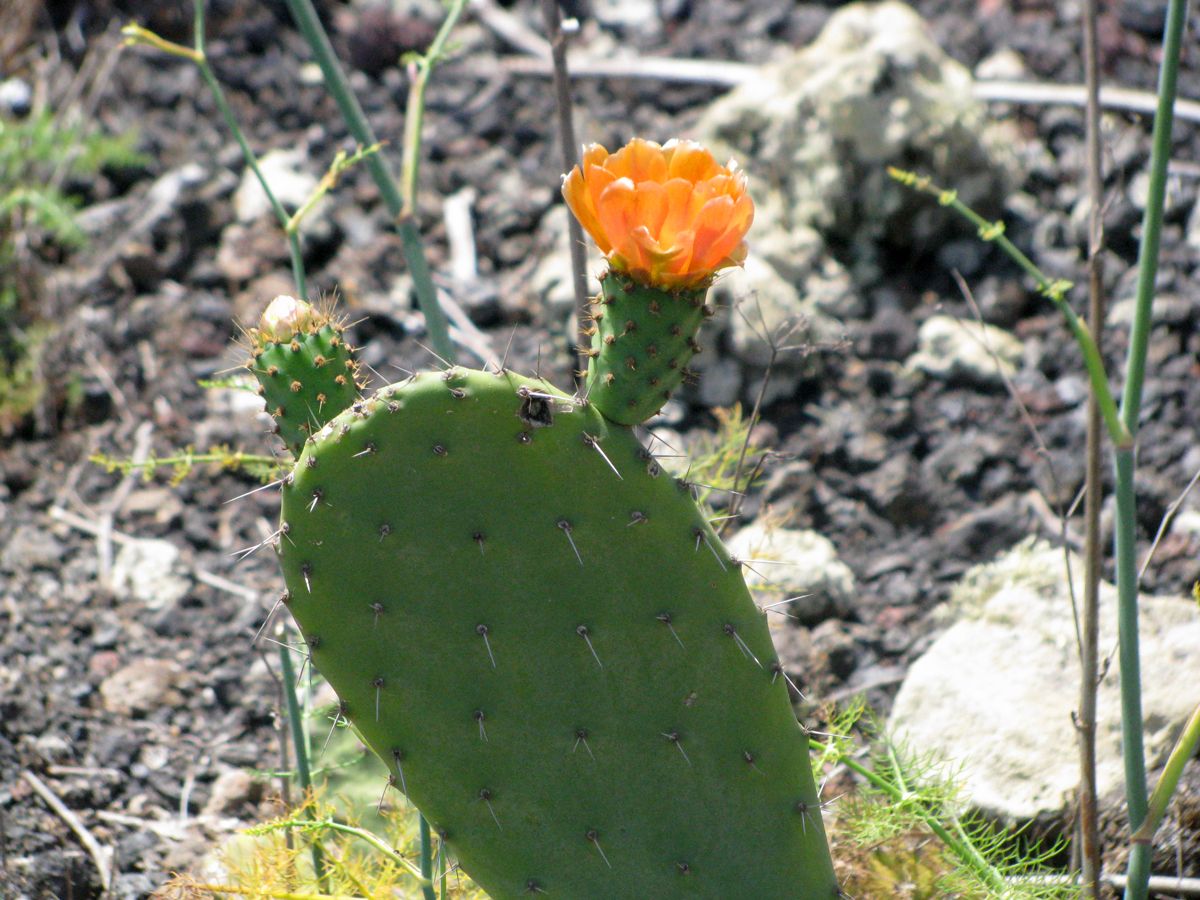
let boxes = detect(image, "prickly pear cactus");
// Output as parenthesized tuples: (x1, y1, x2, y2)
(247, 296, 362, 455)
(584, 274, 711, 425)
(276, 367, 837, 898)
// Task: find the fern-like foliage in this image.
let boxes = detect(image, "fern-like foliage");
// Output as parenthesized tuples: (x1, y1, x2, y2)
(90, 445, 284, 486)
(813, 702, 1077, 899)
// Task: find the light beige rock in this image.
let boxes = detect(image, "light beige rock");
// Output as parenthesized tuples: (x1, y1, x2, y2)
(698, 1, 1016, 288)
(889, 538, 1200, 820)
(907, 314, 1023, 386)
(100, 659, 185, 716)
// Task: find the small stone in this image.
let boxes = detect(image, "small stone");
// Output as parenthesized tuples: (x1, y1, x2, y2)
(907, 314, 1023, 387)
(1, 527, 66, 572)
(0, 77, 32, 116)
(233, 148, 320, 223)
(100, 659, 185, 717)
(203, 768, 263, 817)
(89, 650, 122, 680)
(974, 48, 1027, 82)
(32, 733, 73, 765)
(727, 521, 856, 625)
(111, 539, 190, 610)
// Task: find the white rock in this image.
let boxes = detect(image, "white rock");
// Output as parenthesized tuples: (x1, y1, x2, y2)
(726, 521, 857, 624)
(698, 1, 1015, 285)
(889, 538, 1200, 821)
(111, 538, 190, 610)
(233, 148, 320, 223)
(592, 0, 660, 34)
(907, 314, 1022, 386)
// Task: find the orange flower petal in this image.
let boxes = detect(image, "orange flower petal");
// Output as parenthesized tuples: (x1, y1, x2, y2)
(699, 194, 755, 270)
(632, 181, 669, 242)
(595, 177, 645, 269)
(689, 195, 736, 270)
(663, 140, 721, 183)
(561, 137, 752, 288)
(608, 138, 669, 184)
(562, 166, 610, 254)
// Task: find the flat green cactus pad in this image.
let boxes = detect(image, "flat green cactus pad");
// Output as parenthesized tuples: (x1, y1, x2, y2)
(277, 368, 836, 898)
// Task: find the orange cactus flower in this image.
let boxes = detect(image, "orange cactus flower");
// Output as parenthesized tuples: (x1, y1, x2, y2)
(562, 138, 754, 290)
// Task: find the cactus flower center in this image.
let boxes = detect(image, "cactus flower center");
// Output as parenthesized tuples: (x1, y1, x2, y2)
(562, 138, 754, 290)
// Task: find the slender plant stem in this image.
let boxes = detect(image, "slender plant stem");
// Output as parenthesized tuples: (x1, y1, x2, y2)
(887, 167, 1129, 448)
(1078, 0, 1105, 893)
(278, 638, 327, 890)
(419, 813, 436, 900)
(1117, 4, 1190, 898)
(189, 1, 306, 296)
(539, 0, 590, 388)
(401, 1, 468, 218)
(123, 3, 307, 295)
(283, 0, 455, 364)
(1132, 701, 1200, 846)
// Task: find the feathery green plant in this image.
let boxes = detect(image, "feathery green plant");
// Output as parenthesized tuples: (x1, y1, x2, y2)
(0, 108, 143, 430)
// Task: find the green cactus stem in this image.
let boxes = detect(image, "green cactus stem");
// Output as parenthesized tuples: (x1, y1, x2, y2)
(276, 366, 837, 898)
(584, 272, 711, 426)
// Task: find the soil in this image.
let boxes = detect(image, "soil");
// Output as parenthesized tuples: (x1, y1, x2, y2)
(1, 0, 1199, 897)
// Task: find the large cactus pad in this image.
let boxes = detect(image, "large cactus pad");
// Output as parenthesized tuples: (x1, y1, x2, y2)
(277, 368, 836, 898)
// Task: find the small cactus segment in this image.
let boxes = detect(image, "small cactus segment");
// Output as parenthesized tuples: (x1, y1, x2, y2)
(247, 296, 362, 456)
(585, 273, 709, 425)
(278, 368, 836, 898)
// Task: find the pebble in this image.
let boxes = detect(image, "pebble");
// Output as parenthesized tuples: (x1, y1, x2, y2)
(111, 539, 191, 610)
(203, 768, 262, 817)
(1, 527, 66, 572)
(100, 659, 185, 717)
(727, 521, 856, 625)
(0, 77, 32, 116)
(907, 314, 1023, 387)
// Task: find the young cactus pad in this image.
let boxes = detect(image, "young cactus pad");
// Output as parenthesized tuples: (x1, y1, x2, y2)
(247, 296, 362, 456)
(584, 273, 710, 426)
(276, 367, 837, 898)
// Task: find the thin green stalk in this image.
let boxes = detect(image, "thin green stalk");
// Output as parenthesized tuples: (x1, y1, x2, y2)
(1116, 4, 1190, 898)
(278, 637, 327, 890)
(251, 816, 431, 885)
(400, 1, 468, 218)
(888, 167, 1129, 449)
(282, 0, 455, 364)
(1132, 701, 1200, 846)
(419, 812, 436, 900)
(122, 7, 307, 296)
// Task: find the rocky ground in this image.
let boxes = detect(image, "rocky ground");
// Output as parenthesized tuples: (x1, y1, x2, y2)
(1, 0, 1199, 896)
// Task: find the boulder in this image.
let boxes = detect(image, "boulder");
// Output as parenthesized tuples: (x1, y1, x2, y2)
(889, 538, 1200, 821)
